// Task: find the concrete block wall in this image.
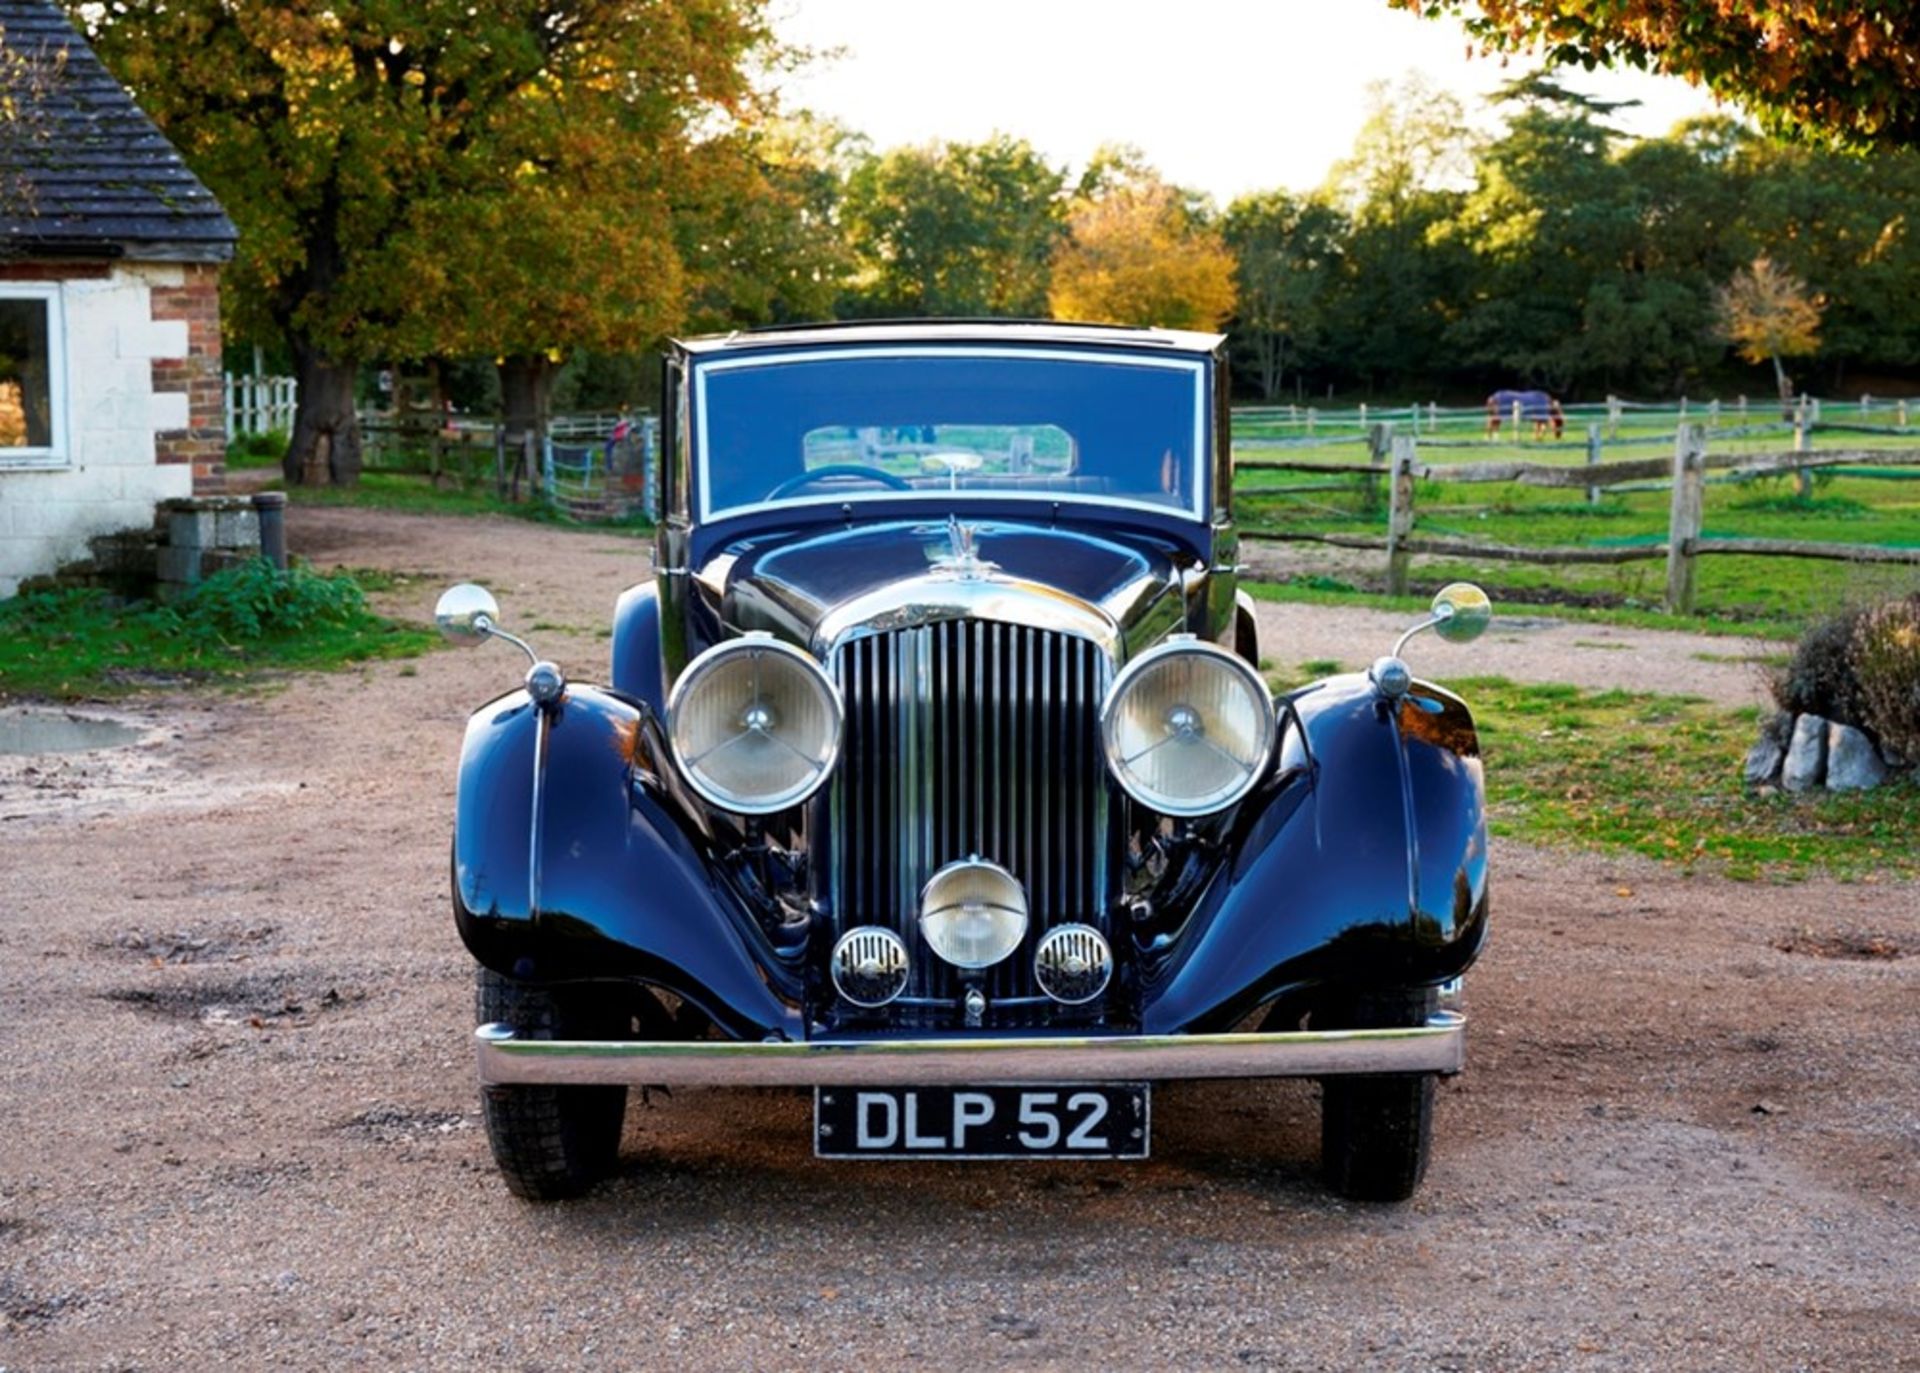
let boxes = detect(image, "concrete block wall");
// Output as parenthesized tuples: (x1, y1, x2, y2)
(0, 260, 225, 598)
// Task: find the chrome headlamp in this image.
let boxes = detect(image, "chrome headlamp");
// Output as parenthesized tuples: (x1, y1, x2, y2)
(1100, 636, 1275, 816)
(666, 634, 843, 814)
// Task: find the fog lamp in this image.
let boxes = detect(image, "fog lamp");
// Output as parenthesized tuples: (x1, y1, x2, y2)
(919, 859, 1028, 970)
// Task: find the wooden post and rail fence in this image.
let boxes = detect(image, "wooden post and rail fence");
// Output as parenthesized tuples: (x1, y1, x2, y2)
(1239, 423, 1920, 614)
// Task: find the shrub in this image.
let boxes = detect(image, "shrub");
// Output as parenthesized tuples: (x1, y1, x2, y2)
(1853, 596, 1920, 763)
(1769, 607, 1870, 725)
(177, 559, 368, 643)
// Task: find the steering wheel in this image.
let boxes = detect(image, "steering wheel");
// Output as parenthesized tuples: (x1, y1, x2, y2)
(766, 464, 914, 500)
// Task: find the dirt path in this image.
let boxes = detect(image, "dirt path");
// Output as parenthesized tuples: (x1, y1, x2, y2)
(1248, 600, 1778, 707)
(1, 505, 1913, 1371)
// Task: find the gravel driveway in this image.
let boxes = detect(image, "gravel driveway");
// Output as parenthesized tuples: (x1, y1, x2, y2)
(1, 507, 1914, 1370)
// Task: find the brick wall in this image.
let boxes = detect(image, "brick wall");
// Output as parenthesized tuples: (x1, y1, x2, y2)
(147, 262, 226, 493)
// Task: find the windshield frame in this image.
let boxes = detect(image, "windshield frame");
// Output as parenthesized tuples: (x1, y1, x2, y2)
(690, 344, 1212, 526)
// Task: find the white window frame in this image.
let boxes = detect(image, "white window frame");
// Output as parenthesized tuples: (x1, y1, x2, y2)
(0, 283, 70, 469)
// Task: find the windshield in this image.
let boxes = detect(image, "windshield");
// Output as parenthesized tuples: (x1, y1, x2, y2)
(694, 347, 1208, 522)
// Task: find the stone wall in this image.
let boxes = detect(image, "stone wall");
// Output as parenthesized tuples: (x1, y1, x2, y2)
(0, 260, 225, 598)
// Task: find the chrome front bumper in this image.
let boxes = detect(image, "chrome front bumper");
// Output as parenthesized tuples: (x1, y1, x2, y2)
(475, 1011, 1465, 1087)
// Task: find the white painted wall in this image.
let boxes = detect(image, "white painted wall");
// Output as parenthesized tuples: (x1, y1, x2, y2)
(0, 262, 195, 598)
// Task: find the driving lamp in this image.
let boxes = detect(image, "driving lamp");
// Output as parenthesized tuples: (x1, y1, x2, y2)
(920, 859, 1029, 969)
(1100, 637, 1275, 816)
(667, 634, 843, 814)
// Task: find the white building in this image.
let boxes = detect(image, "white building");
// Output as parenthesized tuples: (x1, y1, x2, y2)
(0, 0, 236, 597)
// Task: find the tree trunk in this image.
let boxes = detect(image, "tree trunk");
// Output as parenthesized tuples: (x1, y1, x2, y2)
(283, 341, 362, 486)
(497, 354, 556, 503)
(1771, 352, 1794, 422)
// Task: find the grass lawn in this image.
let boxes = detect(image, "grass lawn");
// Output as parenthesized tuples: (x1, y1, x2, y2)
(0, 561, 435, 700)
(1268, 666, 1915, 881)
(1237, 420, 1920, 632)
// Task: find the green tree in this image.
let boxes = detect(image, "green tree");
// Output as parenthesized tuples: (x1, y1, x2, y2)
(75, 1, 772, 485)
(840, 135, 1067, 317)
(1318, 77, 1476, 389)
(1735, 140, 1920, 385)
(1221, 190, 1345, 399)
(1395, 1, 1920, 148)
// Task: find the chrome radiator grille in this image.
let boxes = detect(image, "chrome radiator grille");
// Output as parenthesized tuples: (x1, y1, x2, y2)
(830, 620, 1114, 1011)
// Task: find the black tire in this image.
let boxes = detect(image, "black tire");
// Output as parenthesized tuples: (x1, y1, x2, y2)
(1320, 1072, 1434, 1203)
(1318, 988, 1437, 1203)
(475, 966, 629, 1201)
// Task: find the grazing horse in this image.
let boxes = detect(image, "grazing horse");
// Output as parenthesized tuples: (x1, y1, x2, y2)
(1486, 389, 1564, 440)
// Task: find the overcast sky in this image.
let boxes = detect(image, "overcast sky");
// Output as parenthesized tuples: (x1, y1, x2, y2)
(769, 0, 1725, 204)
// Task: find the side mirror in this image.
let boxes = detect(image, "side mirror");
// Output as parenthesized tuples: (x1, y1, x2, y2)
(1378, 582, 1495, 694)
(435, 583, 501, 645)
(1429, 582, 1492, 645)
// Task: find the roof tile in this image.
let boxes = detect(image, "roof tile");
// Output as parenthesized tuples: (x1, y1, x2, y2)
(0, 0, 237, 260)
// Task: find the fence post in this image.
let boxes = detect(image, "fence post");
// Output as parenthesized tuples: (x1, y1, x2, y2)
(1708, 398, 1720, 427)
(1358, 401, 1369, 430)
(1606, 394, 1622, 439)
(1427, 401, 1438, 434)
(1664, 423, 1706, 615)
(1862, 393, 1872, 416)
(1678, 395, 1688, 418)
(1738, 394, 1748, 424)
(1793, 410, 1813, 499)
(1306, 406, 1317, 436)
(1585, 423, 1602, 506)
(1385, 434, 1417, 597)
(1900, 399, 1910, 429)
(1363, 421, 1392, 513)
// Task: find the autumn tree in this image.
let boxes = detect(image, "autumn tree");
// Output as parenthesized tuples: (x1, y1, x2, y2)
(840, 135, 1067, 317)
(74, 1, 772, 485)
(675, 115, 859, 333)
(1715, 255, 1823, 415)
(1049, 173, 1236, 331)
(1395, 1, 1920, 147)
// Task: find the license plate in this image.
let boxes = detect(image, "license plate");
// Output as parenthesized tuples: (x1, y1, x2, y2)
(814, 1084, 1149, 1159)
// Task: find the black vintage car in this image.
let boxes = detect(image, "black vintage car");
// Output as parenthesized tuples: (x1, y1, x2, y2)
(438, 321, 1492, 1201)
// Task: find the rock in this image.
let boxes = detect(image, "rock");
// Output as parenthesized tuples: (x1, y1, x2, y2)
(1781, 713, 1828, 792)
(1743, 734, 1785, 788)
(1825, 723, 1890, 791)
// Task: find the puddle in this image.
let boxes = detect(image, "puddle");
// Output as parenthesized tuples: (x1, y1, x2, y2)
(0, 709, 144, 756)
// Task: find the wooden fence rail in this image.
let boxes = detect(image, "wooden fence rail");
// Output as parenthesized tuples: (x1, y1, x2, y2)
(1240, 424, 1920, 612)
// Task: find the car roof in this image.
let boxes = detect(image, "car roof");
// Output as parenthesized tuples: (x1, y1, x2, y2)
(673, 318, 1225, 357)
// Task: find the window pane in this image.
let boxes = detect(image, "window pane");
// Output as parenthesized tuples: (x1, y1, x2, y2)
(0, 299, 52, 448)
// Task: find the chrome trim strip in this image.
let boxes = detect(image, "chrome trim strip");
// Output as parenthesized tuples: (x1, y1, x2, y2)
(528, 704, 550, 918)
(813, 576, 1123, 661)
(475, 1012, 1467, 1087)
